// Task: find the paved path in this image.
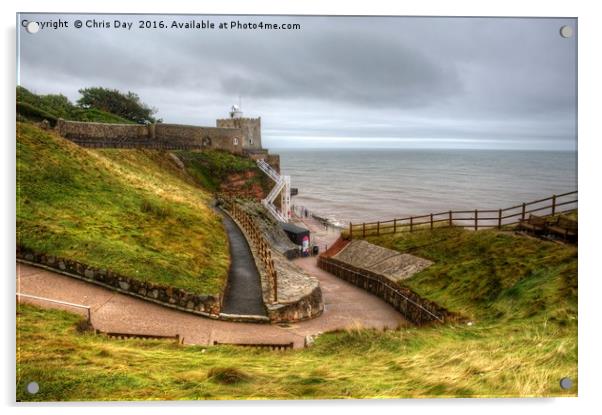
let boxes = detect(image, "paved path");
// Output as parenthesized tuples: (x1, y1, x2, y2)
(219, 212, 266, 316)
(291, 214, 341, 253)
(17, 259, 407, 349)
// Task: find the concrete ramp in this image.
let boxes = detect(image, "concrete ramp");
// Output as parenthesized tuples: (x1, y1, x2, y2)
(333, 240, 432, 283)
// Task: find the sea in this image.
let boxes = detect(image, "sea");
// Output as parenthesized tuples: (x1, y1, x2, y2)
(276, 149, 577, 227)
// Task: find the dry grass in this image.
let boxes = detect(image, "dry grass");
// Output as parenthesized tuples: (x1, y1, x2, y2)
(16, 122, 229, 295)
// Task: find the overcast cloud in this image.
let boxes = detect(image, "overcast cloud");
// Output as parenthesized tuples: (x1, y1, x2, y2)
(17, 14, 577, 150)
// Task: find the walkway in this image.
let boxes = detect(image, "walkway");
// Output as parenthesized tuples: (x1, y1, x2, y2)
(17, 258, 407, 349)
(219, 211, 266, 317)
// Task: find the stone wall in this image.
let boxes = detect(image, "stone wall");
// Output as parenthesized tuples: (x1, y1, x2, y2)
(266, 285, 323, 323)
(56, 119, 244, 153)
(57, 119, 149, 142)
(17, 246, 222, 318)
(216, 117, 262, 150)
(155, 124, 243, 154)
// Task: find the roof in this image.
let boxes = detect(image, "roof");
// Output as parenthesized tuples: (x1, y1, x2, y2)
(280, 222, 310, 236)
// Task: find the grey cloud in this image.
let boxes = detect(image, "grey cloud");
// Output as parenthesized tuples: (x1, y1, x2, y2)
(18, 14, 577, 150)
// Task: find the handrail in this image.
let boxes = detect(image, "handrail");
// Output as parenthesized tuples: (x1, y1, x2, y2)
(318, 258, 444, 323)
(349, 191, 577, 238)
(17, 292, 91, 322)
(256, 159, 290, 223)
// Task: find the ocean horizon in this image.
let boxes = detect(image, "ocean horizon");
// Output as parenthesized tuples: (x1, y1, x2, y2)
(276, 148, 577, 226)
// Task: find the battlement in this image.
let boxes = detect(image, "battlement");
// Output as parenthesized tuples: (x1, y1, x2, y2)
(216, 117, 261, 122)
(216, 116, 262, 150)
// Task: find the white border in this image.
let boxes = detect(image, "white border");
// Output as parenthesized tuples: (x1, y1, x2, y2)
(3, 1, 601, 414)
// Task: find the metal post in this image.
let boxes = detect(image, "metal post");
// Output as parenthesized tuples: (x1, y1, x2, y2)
(474, 209, 478, 231)
(349, 222, 353, 239)
(552, 194, 557, 215)
(449, 210, 453, 227)
(430, 213, 433, 230)
(393, 219, 397, 233)
(377, 221, 380, 236)
(410, 217, 413, 232)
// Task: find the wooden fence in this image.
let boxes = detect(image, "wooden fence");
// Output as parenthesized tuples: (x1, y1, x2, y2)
(349, 191, 577, 238)
(317, 256, 456, 325)
(221, 197, 279, 303)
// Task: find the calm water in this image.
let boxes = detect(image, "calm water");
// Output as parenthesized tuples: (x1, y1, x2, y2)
(277, 149, 577, 226)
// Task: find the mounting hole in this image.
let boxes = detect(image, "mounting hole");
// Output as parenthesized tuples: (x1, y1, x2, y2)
(26, 381, 39, 394)
(26, 21, 40, 34)
(559, 377, 573, 390)
(559, 25, 573, 38)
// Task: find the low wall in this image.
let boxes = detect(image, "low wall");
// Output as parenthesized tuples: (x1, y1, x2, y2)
(17, 246, 222, 318)
(57, 119, 149, 141)
(317, 255, 460, 325)
(265, 285, 323, 323)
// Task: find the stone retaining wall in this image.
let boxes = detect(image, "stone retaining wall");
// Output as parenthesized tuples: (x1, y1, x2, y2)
(265, 285, 323, 323)
(57, 119, 149, 141)
(16, 246, 222, 318)
(318, 255, 461, 325)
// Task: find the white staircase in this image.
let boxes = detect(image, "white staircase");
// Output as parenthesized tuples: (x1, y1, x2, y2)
(257, 159, 290, 223)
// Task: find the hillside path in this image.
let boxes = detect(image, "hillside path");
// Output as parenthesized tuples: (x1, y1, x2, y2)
(17, 259, 406, 349)
(219, 211, 266, 316)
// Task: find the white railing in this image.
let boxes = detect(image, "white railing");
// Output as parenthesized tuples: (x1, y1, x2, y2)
(17, 292, 92, 322)
(256, 159, 291, 223)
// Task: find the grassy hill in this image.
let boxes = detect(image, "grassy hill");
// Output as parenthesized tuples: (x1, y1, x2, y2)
(16, 227, 577, 400)
(174, 150, 271, 196)
(364, 228, 577, 324)
(17, 122, 229, 295)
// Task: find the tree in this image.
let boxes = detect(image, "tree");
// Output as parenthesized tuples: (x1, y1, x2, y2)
(77, 87, 159, 124)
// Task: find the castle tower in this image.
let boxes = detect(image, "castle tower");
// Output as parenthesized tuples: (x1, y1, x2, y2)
(217, 105, 262, 151)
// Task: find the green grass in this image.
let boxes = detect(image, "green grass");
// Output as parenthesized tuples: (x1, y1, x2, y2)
(15, 119, 577, 399)
(174, 150, 271, 194)
(16, 229, 577, 400)
(17, 303, 577, 400)
(17, 122, 229, 295)
(364, 227, 577, 323)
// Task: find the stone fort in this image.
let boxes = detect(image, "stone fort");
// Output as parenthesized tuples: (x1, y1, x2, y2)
(56, 105, 270, 160)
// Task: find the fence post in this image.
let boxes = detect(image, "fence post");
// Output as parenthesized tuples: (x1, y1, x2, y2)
(552, 194, 557, 215)
(449, 210, 452, 227)
(498, 208, 502, 230)
(521, 203, 526, 221)
(363, 223, 366, 238)
(430, 213, 433, 230)
(393, 219, 397, 233)
(410, 217, 414, 232)
(377, 221, 380, 236)
(474, 209, 478, 231)
(349, 222, 353, 239)
(273, 264, 278, 303)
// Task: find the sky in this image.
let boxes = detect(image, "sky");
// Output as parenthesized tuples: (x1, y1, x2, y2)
(17, 14, 577, 150)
